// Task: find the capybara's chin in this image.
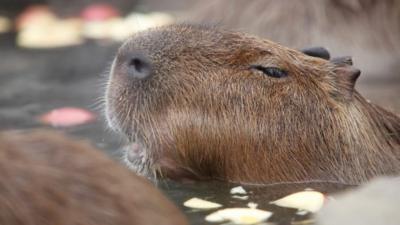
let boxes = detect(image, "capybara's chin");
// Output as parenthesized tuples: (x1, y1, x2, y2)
(105, 24, 400, 184)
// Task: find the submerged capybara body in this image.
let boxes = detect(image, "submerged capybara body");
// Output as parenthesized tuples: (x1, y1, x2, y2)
(105, 24, 400, 184)
(0, 130, 188, 225)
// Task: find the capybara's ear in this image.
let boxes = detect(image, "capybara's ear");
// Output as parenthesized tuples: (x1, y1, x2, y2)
(333, 65, 361, 99)
(330, 56, 353, 66)
(301, 47, 331, 60)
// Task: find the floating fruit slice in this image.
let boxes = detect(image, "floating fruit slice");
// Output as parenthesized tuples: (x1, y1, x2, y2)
(247, 202, 258, 209)
(183, 198, 222, 209)
(230, 186, 247, 195)
(80, 3, 121, 40)
(270, 191, 325, 213)
(17, 18, 83, 48)
(81, 3, 120, 21)
(232, 195, 249, 200)
(39, 107, 95, 127)
(124, 12, 174, 33)
(205, 208, 272, 224)
(16, 5, 56, 30)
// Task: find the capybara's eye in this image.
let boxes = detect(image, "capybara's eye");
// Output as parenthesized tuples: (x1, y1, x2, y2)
(250, 65, 288, 78)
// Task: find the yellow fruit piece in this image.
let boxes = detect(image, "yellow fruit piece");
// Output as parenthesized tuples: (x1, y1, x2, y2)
(183, 198, 222, 209)
(205, 208, 273, 224)
(230, 186, 247, 195)
(270, 191, 325, 213)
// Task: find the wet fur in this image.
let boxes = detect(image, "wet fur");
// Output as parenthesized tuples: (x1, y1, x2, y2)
(106, 24, 400, 184)
(0, 130, 188, 225)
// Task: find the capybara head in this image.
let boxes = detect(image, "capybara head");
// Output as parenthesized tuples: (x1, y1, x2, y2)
(0, 130, 188, 225)
(105, 24, 400, 184)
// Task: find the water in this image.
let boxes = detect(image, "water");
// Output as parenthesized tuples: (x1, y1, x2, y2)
(159, 180, 352, 225)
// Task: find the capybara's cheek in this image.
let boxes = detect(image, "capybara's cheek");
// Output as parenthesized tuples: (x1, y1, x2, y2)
(105, 76, 138, 135)
(104, 85, 123, 132)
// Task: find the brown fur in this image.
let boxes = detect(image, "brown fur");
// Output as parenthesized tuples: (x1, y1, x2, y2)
(0, 130, 188, 225)
(188, 0, 400, 79)
(105, 24, 400, 184)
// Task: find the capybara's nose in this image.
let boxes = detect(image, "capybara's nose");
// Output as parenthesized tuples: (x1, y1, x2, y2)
(127, 53, 152, 80)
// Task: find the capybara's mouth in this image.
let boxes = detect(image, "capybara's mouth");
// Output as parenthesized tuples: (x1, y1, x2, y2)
(125, 143, 143, 163)
(121, 142, 152, 177)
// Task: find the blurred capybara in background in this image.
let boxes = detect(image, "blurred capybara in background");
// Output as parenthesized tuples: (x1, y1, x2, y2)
(189, 0, 400, 80)
(0, 130, 188, 225)
(105, 24, 400, 185)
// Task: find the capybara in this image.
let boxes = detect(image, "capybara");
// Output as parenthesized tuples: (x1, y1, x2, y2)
(189, 0, 400, 80)
(105, 24, 400, 184)
(317, 177, 400, 225)
(0, 129, 188, 225)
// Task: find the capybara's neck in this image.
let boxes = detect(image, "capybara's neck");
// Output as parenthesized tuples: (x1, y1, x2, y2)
(325, 93, 400, 183)
(349, 92, 400, 150)
(358, 95, 400, 145)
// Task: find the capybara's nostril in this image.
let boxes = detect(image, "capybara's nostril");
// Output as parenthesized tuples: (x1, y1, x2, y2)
(127, 54, 152, 79)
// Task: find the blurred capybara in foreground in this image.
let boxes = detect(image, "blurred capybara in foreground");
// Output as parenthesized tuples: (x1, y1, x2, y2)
(0, 130, 188, 225)
(105, 24, 400, 185)
(317, 177, 400, 225)
(189, 0, 400, 80)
